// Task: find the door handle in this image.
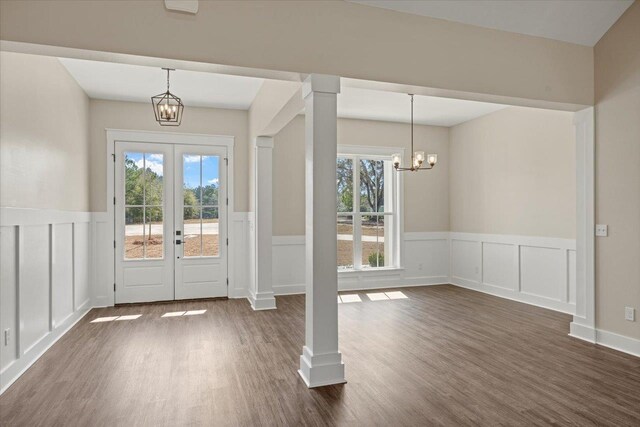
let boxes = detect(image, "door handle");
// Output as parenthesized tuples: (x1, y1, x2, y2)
(176, 239, 182, 245)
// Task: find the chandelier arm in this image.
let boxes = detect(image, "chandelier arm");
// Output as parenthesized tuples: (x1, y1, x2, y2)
(411, 94, 414, 164)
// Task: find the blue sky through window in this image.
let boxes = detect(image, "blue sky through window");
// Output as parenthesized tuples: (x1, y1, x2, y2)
(125, 152, 219, 189)
(183, 155, 219, 189)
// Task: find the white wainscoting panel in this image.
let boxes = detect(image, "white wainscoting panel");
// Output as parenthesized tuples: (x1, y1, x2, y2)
(271, 232, 450, 295)
(272, 236, 306, 295)
(91, 213, 112, 307)
(482, 242, 517, 290)
(52, 223, 74, 328)
(74, 222, 91, 310)
(568, 249, 577, 305)
(450, 232, 576, 314)
(20, 224, 51, 355)
(229, 212, 250, 298)
(451, 239, 481, 283)
(0, 208, 92, 394)
(404, 233, 450, 285)
(520, 246, 563, 300)
(0, 226, 18, 374)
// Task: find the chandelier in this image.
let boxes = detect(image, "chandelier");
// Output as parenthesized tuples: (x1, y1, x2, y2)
(393, 94, 437, 172)
(151, 68, 184, 126)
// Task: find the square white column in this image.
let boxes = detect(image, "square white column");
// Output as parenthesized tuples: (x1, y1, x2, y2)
(250, 136, 276, 310)
(298, 74, 346, 388)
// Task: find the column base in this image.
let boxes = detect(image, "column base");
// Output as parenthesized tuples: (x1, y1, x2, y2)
(249, 291, 277, 311)
(298, 346, 346, 388)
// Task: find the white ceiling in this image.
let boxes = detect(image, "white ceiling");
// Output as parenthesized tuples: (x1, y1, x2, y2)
(59, 58, 265, 110)
(350, 0, 633, 46)
(338, 87, 507, 127)
(60, 58, 508, 127)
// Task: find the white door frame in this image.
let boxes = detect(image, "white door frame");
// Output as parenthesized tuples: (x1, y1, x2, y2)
(105, 129, 235, 305)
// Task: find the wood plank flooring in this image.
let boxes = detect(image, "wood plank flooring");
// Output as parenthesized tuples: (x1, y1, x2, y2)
(1, 285, 639, 426)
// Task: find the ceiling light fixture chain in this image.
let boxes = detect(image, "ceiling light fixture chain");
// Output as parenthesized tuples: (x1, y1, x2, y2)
(393, 94, 437, 172)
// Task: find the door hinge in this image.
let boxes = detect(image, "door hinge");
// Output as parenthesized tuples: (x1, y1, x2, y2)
(113, 283, 116, 292)
(226, 238, 229, 246)
(226, 278, 229, 286)
(113, 197, 116, 205)
(113, 240, 116, 249)
(112, 153, 115, 162)
(226, 198, 228, 206)
(224, 157, 228, 166)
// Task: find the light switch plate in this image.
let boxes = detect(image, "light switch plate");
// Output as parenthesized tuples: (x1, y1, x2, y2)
(625, 307, 635, 322)
(595, 224, 608, 237)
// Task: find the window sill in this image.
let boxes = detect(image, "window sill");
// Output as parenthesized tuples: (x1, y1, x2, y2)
(338, 267, 405, 276)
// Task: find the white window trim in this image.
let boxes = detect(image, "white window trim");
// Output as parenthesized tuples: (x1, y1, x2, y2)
(337, 145, 405, 272)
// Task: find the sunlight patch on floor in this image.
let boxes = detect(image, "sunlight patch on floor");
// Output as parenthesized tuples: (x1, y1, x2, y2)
(385, 291, 408, 300)
(367, 292, 389, 301)
(339, 294, 362, 303)
(91, 314, 142, 323)
(161, 311, 186, 317)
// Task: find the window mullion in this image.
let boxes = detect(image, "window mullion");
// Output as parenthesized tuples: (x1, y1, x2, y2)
(353, 155, 362, 270)
(142, 154, 147, 259)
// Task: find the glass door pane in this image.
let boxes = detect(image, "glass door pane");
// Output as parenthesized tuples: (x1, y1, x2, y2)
(182, 154, 220, 258)
(124, 152, 164, 260)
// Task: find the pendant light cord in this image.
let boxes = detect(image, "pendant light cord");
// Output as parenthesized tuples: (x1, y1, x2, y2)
(410, 94, 414, 167)
(166, 69, 170, 93)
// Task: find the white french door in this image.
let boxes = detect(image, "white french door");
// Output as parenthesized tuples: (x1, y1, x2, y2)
(114, 141, 228, 303)
(174, 145, 228, 300)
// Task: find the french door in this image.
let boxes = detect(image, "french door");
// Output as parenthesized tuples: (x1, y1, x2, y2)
(115, 142, 228, 304)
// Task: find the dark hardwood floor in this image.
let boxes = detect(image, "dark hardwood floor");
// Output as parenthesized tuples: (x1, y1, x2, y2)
(1, 285, 639, 426)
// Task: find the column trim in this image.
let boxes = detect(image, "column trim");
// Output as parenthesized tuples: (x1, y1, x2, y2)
(251, 136, 276, 310)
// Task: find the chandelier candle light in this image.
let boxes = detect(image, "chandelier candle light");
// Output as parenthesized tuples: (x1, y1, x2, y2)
(393, 94, 437, 172)
(151, 68, 184, 126)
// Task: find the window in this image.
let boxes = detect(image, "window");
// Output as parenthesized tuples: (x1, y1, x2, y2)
(124, 152, 164, 260)
(337, 148, 400, 270)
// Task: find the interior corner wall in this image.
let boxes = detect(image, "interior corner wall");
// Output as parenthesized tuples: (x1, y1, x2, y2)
(0, 51, 90, 211)
(449, 106, 576, 239)
(447, 106, 577, 314)
(594, 1, 640, 342)
(273, 115, 450, 236)
(89, 99, 250, 213)
(0, 51, 92, 393)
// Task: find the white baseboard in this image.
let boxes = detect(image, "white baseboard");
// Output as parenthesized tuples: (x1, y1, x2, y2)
(596, 329, 640, 357)
(272, 278, 449, 297)
(451, 277, 575, 314)
(228, 288, 248, 299)
(273, 283, 306, 295)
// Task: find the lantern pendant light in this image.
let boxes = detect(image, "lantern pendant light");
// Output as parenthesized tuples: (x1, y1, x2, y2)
(151, 68, 184, 126)
(393, 94, 437, 172)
